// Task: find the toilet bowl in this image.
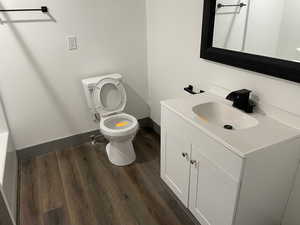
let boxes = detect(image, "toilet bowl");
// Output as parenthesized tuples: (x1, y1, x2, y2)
(100, 113, 138, 166)
(82, 74, 138, 166)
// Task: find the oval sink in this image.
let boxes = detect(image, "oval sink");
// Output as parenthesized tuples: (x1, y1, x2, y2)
(192, 102, 259, 130)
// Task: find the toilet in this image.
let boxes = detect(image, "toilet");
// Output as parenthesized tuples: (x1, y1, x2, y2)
(82, 74, 138, 166)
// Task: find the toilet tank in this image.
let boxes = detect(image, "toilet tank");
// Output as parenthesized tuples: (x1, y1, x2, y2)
(81, 74, 123, 110)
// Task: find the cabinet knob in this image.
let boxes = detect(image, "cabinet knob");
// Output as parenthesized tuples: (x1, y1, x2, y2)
(182, 152, 188, 158)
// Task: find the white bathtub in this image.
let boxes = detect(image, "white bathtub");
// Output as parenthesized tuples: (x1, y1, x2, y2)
(0, 102, 17, 224)
(0, 132, 9, 183)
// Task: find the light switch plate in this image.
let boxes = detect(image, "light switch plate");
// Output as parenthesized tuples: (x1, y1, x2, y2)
(67, 36, 78, 50)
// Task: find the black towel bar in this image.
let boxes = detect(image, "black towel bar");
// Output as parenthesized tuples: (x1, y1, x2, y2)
(217, 3, 247, 8)
(0, 6, 48, 13)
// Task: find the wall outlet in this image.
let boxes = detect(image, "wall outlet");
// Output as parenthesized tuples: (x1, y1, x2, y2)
(67, 36, 78, 50)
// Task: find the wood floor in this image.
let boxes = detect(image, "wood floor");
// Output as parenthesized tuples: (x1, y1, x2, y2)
(19, 128, 198, 225)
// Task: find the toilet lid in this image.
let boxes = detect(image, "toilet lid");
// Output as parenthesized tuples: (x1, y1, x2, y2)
(92, 78, 127, 116)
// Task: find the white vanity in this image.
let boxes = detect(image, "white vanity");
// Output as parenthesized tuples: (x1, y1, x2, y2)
(160, 93, 300, 225)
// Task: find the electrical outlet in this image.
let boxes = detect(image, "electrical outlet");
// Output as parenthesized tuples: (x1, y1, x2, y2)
(67, 36, 78, 50)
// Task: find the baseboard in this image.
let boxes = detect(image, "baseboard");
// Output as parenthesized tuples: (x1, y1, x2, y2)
(152, 120, 161, 135)
(138, 117, 153, 128)
(17, 117, 158, 160)
(17, 129, 100, 160)
(139, 117, 161, 135)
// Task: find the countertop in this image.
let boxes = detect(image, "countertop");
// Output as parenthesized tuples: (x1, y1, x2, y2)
(161, 93, 300, 158)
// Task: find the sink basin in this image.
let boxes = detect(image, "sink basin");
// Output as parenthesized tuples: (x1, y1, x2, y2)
(192, 102, 258, 130)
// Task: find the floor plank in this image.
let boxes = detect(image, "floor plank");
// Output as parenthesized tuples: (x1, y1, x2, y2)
(56, 149, 98, 225)
(20, 158, 43, 225)
(19, 128, 198, 225)
(74, 145, 140, 225)
(36, 152, 71, 225)
(92, 143, 160, 225)
(43, 208, 65, 225)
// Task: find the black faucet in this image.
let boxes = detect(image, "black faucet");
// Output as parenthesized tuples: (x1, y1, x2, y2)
(226, 89, 255, 113)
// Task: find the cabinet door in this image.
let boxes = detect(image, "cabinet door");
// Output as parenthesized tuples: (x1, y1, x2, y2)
(161, 128, 191, 206)
(161, 106, 192, 206)
(189, 148, 239, 225)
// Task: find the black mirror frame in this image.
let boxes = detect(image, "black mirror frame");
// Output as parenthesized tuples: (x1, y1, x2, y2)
(200, 0, 300, 83)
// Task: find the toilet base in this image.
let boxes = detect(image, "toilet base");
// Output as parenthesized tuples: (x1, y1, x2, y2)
(106, 141, 136, 166)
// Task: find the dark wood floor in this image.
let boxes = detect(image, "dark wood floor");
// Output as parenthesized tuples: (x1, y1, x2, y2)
(19, 127, 198, 225)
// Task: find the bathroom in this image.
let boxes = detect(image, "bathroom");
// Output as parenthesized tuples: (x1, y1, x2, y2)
(0, 0, 300, 224)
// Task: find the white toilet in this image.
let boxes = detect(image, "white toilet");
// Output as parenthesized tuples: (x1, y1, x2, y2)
(82, 74, 138, 166)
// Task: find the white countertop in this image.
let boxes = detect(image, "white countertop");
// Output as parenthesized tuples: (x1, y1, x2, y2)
(161, 93, 300, 158)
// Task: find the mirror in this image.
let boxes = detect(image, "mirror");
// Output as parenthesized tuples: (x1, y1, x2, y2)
(200, 1, 300, 225)
(200, 0, 300, 83)
(213, 0, 300, 63)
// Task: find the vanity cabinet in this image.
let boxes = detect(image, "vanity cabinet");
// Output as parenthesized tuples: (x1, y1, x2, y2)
(161, 105, 300, 225)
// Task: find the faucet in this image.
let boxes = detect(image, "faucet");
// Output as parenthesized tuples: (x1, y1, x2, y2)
(226, 89, 255, 113)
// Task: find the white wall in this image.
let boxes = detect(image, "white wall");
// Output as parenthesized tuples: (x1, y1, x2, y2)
(0, 0, 149, 149)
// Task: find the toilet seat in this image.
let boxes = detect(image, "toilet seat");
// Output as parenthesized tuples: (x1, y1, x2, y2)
(93, 78, 127, 117)
(100, 113, 138, 137)
(93, 78, 138, 138)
